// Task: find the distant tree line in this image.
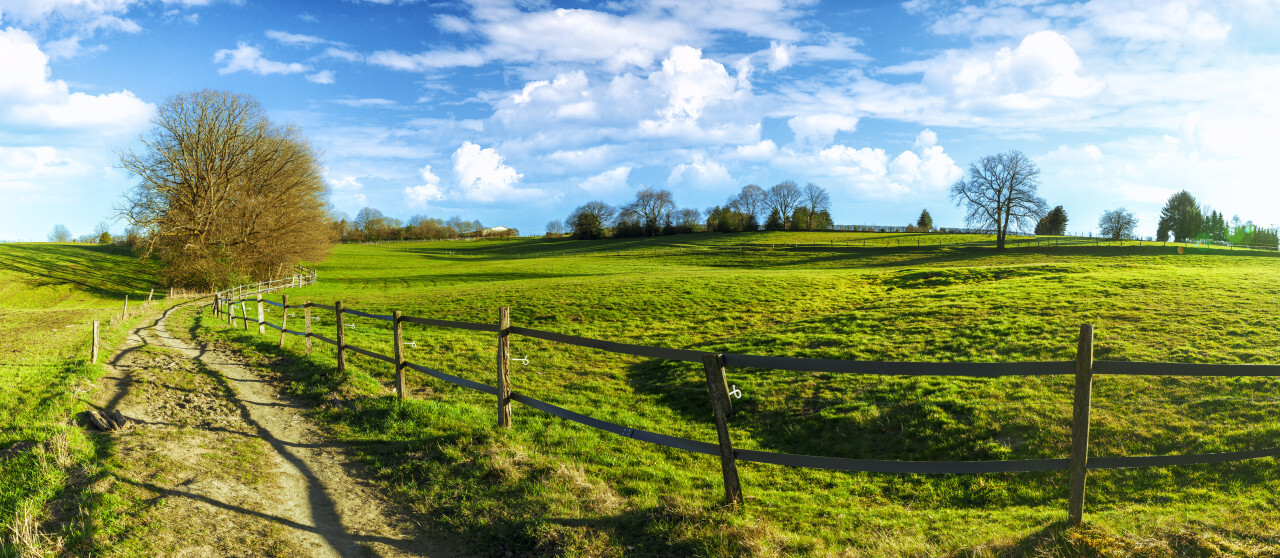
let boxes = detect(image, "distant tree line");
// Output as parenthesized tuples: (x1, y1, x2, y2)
(556, 181, 837, 240)
(333, 206, 514, 242)
(1156, 190, 1278, 248)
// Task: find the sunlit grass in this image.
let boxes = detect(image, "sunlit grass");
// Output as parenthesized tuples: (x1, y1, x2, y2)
(188, 233, 1280, 555)
(0, 243, 165, 556)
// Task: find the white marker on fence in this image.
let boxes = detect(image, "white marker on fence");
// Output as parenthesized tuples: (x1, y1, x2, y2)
(510, 356, 529, 365)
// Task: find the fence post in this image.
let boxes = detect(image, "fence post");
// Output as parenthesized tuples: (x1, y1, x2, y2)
(257, 293, 265, 334)
(335, 301, 346, 375)
(702, 353, 743, 508)
(169, 286, 174, 300)
(497, 306, 512, 427)
(214, 293, 220, 318)
(91, 321, 99, 364)
(304, 302, 313, 356)
(394, 310, 406, 401)
(1068, 324, 1094, 525)
(122, 295, 128, 320)
(241, 302, 249, 331)
(147, 288, 154, 305)
(279, 294, 289, 348)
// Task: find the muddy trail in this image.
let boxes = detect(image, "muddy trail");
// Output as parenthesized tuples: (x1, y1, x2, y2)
(86, 303, 460, 557)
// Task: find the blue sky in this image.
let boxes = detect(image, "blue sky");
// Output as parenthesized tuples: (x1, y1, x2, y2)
(2, 0, 1279, 241)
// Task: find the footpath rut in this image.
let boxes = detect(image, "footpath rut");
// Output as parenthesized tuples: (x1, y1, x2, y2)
(93, 303, 458, 557)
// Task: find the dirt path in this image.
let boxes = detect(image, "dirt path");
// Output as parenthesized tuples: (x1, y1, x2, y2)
(90, 303, 460, 557)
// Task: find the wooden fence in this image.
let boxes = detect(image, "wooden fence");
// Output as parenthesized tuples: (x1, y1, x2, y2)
(212, 290, 1280, 525)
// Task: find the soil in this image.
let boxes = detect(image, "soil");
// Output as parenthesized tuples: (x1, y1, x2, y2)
(88, 303, 462, 557)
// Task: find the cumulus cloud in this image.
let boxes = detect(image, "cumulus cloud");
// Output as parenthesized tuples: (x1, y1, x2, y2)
(733, 139, 778, 160)
(667, 154, 734, 190)
(781, 129, 961, 197)
(788, 114, 858, 147)
(578, 166, 631, 195)
(404, 165, 445, 206)
(452, 142, 539, 202)
(0, 28, 152, 134)
(214, 42, 309, 75)
(887, 30, 1102, 111)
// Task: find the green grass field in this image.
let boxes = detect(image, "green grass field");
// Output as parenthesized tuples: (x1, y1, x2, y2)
(0, 243, 165, 557)
(182, 232, 1280, 556)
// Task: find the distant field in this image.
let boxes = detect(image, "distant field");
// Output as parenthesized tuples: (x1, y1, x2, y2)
(0, 243, 163, 555)
(187, 232, 1280, 556)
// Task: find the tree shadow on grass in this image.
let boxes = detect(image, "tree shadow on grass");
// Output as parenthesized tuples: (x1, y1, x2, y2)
(0, 244, 159, 299)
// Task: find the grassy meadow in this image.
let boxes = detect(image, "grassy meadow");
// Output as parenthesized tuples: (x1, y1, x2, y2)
(0, 243, 165, 556)
(182, 231, 1280, 556)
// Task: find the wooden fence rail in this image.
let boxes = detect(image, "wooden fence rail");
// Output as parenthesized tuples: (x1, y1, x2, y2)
(213, 285, 1280, 526)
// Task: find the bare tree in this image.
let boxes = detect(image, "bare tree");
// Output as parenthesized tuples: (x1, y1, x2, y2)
(568, 200, 617, 239)
(48, 224, 72, 242)
(354, 207, 385, 239)
(950, 150, 1047, 249)
(545, 220, 565, 235)
(730, 184, 767, 228)
(767, 180, 802, 230)
(621, 187, 676, 236)
(1098, 208, 1138, 240)
(117, 90, 331, 288)
(801, 182, 832, 230)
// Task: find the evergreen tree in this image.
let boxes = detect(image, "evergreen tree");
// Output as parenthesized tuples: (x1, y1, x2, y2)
(1035, 205, 1068, 235)
(1157, 190, 1201, 242)
(764, 209, 785, 231)
(916, 209, 933, 231)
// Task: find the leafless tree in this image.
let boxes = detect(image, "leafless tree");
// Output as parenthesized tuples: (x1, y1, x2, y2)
(1098, 208, 1138, 240)
(950, 150, 1047, 249)
(568, 201, 616, 239)
(802, 182, 832, 230)
(117, 90, 332, 288)
(767, 180, 802, 229)
(730, 184, 767, 226)
(48, 224, 72, 242)
(545, 220, 565, 235)
(621, 187, 676, 236)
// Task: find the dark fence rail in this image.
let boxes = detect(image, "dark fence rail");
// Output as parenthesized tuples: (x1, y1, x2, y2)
(213, 289, 1280, 525)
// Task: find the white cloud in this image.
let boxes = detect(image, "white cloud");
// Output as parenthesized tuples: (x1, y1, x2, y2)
(637, 46, 756, 140)
(213, 42, 309, 75)
(323, 47, 362, 62)
(733, 139, 778, 160)
(894, 30, 1103, 111)
(266, 29, 330, 48)
(452, 142, 538, 203)
(547, 145, 613, 168)
(578, 165, 631, 194)
(768, 41, 793, 71)
(0, 27, 152, 133)
(404, 164, 445, 206)
(1085, 0, 1230, 42)
(777, 129, 961, 197)
(306, 70, 335, 84)
(668, 154, 733, 190)
(436, 14, 472, 33)
(325, 173, 367, 206)
(787, 114, 858, 147)
(333, 97, 396, 107)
